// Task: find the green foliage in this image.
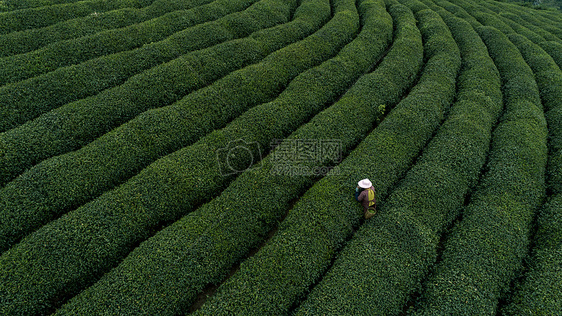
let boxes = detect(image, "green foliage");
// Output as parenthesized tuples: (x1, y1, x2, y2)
(1, 0, 83, 11)
(196, 3, 459, 314)
(506, 33, 562, 194)
(409, 25, 548, 315)
(52, 1, 394, 314)
(0, 0, 216, 57)
(500, 194, 562, 315)
(0, 0, 258, 85)
(0, 0, 560, 314)
(541, 40, 562, 69)
(498, 29, 562, 315)
(0, 0, 155, 35)
(0, 0, 301, 191)
(0, 0, 366, 314)
(0, 0, 332, 253)
(297, 5, 510, 315)
(486, 0, 559, 42)
(0, 0, 293, 133)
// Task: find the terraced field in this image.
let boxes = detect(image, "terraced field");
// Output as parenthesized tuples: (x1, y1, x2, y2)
(0, 0, 560, 314)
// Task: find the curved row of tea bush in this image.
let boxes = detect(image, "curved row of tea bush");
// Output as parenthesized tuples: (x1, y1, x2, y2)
(52, 1, 393, 314)
(506, 33, 562, 194)
(425, 0, 478, 27)
(499, 31, 562, 315)
(4, 0, 309, 130)
(448, 0, 514, 33)
(0, 0, 305, 186)
(0, 0, 214, 57)
(488, 0, 562, 39)
(0, 0, 260, 86)
(450, 0, 561, 41)
(492, 8, 557, 44)
(409, 25, 548, 315)
(296, 4, 507, 315)
(501, 194, 562, 315)
(0, 0, 289, 133)
(0, 0, 329, 253)
(0, 1, 358, 314)
(193, 4, 454, 315)
(540, 41, 562, 69)
(443, 0, 562, 90)
(0, 0, 85, 12)
(434, 0, 562, 68)
(477, 0, 562, 41)
(497, 12, 547, 44)
(0, 0, 154, 35)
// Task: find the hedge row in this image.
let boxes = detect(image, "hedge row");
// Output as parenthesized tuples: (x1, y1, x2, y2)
(497, 12, 547, 44)
(0, 0, 154, 35)
(426, 0, 479, 27)
(541, 41, 562, 69)
(0, 0, 329, 253)
(485, 0, 562, 42)
(0, 0, 359, 314)
(448, 0, 515, 34)
(0, 0, 287, 133)
(493, 1, 562, 39)
(0, 0, 303, 186)
(0, 0, 259, 86)
(193, 3, 452, 315)
(0, 0, 215, 58)
(499, 30, 562, 315)
(501, 194, 562, 315)
(0, 0, 84, 11)
(295, 5, 506, 315)
(51, 1, 394, 314)
(409, 25, 548, 315)
(506, 33, 562, 194)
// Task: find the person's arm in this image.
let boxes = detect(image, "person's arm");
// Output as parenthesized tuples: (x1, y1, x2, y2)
(354, 187, 361, 201)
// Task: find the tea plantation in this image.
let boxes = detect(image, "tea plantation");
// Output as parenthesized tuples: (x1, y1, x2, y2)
(0, 0, 561, 314)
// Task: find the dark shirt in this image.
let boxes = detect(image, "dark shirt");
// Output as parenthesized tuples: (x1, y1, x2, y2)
(355, 186, 376, 213)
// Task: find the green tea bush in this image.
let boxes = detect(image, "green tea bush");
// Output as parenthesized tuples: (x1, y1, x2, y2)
(449, 0, 515, 34)
(452, 0, 561, 41)
(501, 194, 562, 315)
(296, 6, 504, 315)
(0, 1, 362, 314)
(410, 26, 548, 315)
(0, 0, 303, 186)
(0, 0, 154, 35)
(195, 3, 454, 315)
(0, 0, 214, 57)
(52, 1, 394, 314)
(0, 0, 330, 252)
(0, 0, 292, 132)
(541, 41, 562, 69)
(429, 0, 479, 28)
(483, 1, 560, 41)
(498, 12, 547, 44)
(506, 34, 562, 194)
(0, 0, 260, 85)
(498, 31, 562, 315)
(1, 0, 85, 11)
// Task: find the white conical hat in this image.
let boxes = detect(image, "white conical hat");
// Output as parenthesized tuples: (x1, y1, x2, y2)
(358, 178, 372, 189)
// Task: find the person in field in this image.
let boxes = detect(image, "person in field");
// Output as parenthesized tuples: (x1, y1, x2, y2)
(355, 178, 376, 219)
